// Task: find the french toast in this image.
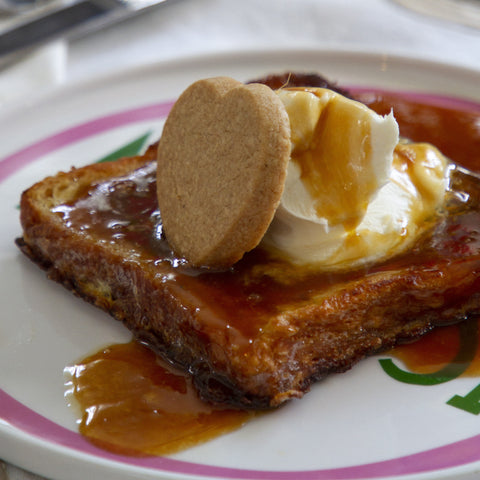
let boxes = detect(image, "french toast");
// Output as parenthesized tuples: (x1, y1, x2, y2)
(16, 74, 480, 409)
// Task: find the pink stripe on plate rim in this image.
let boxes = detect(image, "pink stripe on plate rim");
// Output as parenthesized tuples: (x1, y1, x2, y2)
(0, 101, 173, 183)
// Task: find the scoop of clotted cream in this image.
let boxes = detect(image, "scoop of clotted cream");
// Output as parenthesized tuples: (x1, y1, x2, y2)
(262, 87, 451, 269)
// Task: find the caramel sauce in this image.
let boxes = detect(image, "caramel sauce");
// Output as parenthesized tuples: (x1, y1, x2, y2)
(389, 323, 461, 374)
(61, 89, 480, 456)
(357, 91, 480, 171)
(292, 91, 374, 229)
(358, 92, 480, 377)
(56, 167, 480, 350)
(65, 341, 253, 456)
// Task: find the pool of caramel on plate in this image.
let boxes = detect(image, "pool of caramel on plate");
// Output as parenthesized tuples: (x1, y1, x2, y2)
(62, 92, 480, 456)
(65, 341, 254, 456)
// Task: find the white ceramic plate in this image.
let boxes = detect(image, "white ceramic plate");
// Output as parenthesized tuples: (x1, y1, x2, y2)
(1, 50, 480, 480)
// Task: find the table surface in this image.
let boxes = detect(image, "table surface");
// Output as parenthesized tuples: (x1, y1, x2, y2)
(66, 0, 480, 80)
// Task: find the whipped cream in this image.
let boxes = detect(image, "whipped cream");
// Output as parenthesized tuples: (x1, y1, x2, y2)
(262, 88, 450, 269)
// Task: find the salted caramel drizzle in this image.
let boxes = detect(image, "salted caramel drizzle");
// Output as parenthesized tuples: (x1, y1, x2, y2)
(57, 91, 480, 456)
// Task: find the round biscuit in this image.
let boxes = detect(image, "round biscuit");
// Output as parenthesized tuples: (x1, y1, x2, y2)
(157, 76, 291, 267)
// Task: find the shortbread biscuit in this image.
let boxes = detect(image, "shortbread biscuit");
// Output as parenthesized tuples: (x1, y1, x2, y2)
(156, 77, 291, 267)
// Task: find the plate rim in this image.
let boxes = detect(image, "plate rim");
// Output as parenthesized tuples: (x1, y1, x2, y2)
(2, 47, 480, 480)
(0, 46, 479, 121)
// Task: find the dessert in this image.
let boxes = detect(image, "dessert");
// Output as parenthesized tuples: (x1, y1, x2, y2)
(157, 77, 451, 272)
(16, 73, 480, 409)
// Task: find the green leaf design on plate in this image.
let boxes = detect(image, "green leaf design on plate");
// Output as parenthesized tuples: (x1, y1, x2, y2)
(95, 131, 152, 163)
(447, 383, 480, 414)
(379, 319, 479, 385)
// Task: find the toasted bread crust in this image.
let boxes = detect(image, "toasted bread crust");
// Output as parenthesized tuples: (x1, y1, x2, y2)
(15, 74, 480, 409)
(17, 144, 480, 408)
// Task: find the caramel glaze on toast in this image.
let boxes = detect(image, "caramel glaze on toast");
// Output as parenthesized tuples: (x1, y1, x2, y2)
(16, 74, 480, 409)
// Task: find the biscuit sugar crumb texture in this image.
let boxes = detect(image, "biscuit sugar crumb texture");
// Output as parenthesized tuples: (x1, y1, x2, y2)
(156, 77, 291, 267)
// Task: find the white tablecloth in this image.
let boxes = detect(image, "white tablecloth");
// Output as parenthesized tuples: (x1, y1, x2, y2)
(1, 0, 480, 108)
(1, 0, 479, 478)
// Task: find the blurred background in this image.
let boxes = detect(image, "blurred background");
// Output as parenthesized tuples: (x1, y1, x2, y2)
(0, 0, 479, 107)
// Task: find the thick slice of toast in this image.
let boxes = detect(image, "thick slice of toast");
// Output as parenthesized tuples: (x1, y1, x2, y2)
(16, 148, 480, 409)
(16, 77, 480, 410)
